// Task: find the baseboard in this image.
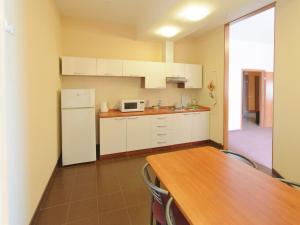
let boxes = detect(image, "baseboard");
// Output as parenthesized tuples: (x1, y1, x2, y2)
(29, 155, 61, 225)
(272, 169, 283, 178)
(99, 140, 222, 160)
(208, 140, 223, 149)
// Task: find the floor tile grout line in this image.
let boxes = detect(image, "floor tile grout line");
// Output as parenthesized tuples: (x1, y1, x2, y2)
(64, 176, 76, 223)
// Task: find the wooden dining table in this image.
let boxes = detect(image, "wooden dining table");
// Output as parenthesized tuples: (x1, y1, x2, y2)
(146, 146, 300, 225)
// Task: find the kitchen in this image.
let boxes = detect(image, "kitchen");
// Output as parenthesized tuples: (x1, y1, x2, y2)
(60, 54, 211, 164)
(3, 0, 300, 225)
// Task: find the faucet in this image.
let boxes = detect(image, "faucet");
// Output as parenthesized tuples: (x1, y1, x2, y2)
(157, 99, 162, 109)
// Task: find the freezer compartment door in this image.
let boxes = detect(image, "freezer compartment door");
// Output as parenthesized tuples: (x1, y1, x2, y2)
(62, 108, 96, 165)
(61, 89, 95, 109)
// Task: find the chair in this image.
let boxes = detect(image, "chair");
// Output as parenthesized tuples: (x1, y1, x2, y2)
(165, 197, 189, 225)
(142, 163, 190, 225)
(220, 150, 257, 168)
(142, 163, 169, 225)
(277, 178, 300, 188)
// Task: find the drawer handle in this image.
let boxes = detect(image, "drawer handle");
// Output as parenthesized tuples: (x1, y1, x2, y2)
(157, 141, 166, 144)
(128, 117, 138, 119)
(115, 118, 125, 121)
(157, 133, 167, 136)
(157, 117, 167, 120)
(157, 125, 167, 128)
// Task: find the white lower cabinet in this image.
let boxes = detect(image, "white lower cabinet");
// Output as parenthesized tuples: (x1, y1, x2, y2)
(127, 116, 151, 151)
(191, 112, 209, 142)
(100, 117, 127, 155)
(99, 111, 209, 155)
(172, 113, 193, 144)
(151, 115, 173, 147)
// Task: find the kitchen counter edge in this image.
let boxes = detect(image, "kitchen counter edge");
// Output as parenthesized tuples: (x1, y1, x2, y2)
(99, 106, 210, 118)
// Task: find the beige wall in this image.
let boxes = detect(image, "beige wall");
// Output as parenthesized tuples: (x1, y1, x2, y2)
(195, 27, 225, 144)
(61, 17, 200, 143)
(273, 0, 300, 182)
(4, 0, 61, 224)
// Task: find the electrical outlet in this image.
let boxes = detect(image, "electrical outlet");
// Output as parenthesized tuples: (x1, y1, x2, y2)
(4, 19, 16, 35)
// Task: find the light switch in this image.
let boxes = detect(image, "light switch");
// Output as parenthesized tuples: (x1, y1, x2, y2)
(4, 19, 16, 35)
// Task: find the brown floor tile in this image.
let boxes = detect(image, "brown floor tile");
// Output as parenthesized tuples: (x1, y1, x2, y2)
(98, 191, 126, 212)
(55, 166, 77, 179)
(71, 182, 97, 201)
(35, 204, 68, 225)
(75, 172, 97, 185)
(122, 184, 150, 207)
(127, 202, 151, 225)
(99, 209, 131, 225)
(98, 173, 121, 196)
(41, 187, 72, 209)
(76, 163, 97, 176)
(118, 171, 144, 189)
(68, 198, 98, 222)
(66, 215, 99, 225)
(51, 176, 76, 191)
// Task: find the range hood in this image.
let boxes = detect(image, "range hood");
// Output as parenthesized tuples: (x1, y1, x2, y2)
(166, 77, 187, 83)
(163, 41, 187, 84)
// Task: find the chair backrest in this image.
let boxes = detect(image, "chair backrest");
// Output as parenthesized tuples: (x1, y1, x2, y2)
(221, 150, 257, 168)
(166, 197, 176, 225)
(278, 178, 300, 189)
(142, 163, 168, 205)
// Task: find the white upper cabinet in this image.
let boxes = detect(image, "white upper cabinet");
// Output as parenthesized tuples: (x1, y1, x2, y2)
(144, 62, 166, 89)
(185, 64, 203, 88)
(61, 57, 97, 76)
(97, 59, 123, 76)
(123, 60, 146, 77)
(165, 63, 185, 77)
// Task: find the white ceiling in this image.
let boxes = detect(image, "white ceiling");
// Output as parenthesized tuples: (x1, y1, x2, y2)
(56, 0, 275, 40)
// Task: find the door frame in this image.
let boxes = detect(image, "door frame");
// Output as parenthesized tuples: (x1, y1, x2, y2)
(223, 2, 276, 150)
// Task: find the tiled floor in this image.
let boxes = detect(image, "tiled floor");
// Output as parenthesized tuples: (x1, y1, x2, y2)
(33, 146, 277, 225)
(33, 155, 152, 225)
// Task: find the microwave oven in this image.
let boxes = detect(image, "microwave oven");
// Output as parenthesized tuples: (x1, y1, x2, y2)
(120, 99, 145, 112)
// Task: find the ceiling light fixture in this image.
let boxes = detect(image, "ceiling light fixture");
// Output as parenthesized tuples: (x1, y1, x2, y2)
(178, 5, 210, 22)
(156, 26, 180, 38)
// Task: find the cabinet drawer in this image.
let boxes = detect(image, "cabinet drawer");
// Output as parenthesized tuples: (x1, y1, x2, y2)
(151, 115, 172, 126)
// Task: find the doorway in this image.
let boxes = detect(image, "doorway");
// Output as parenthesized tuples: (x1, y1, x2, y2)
(224, 5, 275, 169)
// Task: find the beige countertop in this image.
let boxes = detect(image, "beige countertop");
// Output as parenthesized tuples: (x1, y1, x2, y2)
(99, 106, 210, 118)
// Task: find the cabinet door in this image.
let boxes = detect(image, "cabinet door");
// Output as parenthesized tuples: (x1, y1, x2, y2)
(191, 112, 210, 142)
(172, 113, 193, 144)
(127, 116, 151, 151)
(144, 62, 166, 89)
(99, 117, 126, 155)
(165, 63, 185, 77)
(123, 60, 146, 77)
(61, 57, 97, 76)
(185, 64, 202, 88)
(97, 59, 123, 76)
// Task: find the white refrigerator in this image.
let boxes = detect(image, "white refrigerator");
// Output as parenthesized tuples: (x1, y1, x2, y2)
(61, 89, 96, 166)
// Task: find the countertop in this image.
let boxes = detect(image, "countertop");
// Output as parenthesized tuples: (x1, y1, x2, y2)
(99, 106, 210, 118)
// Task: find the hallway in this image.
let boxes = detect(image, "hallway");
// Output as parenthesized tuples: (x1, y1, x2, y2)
(229, 116, 272, 168)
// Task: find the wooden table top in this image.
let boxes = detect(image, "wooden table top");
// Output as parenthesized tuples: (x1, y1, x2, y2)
(147, 147, 300, 225)
(99, 106, 210, 118)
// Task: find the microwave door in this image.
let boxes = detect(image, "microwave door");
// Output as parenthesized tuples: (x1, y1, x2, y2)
(124, 102, 138, 111)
